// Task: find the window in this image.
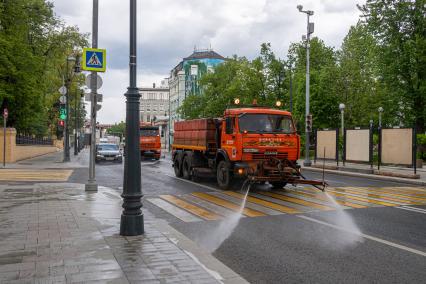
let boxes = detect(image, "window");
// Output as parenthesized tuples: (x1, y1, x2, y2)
(147, 115, 150, 122)
(238, 114, 295, 134)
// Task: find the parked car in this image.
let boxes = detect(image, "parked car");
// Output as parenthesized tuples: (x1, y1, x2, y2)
(95, 143, 123, 163)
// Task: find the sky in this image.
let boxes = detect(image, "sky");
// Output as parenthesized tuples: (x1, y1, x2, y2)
(52, 0, 363, 124)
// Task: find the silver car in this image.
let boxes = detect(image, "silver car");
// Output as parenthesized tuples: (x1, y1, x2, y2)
(95, 143, 123, 163)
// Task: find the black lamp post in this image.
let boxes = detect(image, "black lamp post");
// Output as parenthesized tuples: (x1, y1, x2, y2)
(120, 0, 144, 236)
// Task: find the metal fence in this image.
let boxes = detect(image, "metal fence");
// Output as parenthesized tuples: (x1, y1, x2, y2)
(16, 134, 53, 146)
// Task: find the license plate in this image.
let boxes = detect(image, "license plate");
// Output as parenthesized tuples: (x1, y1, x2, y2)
(106, 157, 115, 161)
(265, 152, 277, 155)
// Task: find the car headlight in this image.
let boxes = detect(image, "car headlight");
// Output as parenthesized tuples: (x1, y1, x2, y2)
(243, 148, 259, 153)
(96, 154, 103, 157)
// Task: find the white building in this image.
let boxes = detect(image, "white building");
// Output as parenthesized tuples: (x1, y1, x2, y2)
(139, 80, 169, 123)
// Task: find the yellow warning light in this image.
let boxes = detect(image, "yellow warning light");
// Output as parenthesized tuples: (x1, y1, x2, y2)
(276, 101, 282, 107)
(237, 168, 244, 175)
(234, 98, 240, 105)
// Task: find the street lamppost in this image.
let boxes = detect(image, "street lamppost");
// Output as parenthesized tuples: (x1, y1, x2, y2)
(297, 4, 314, 166)
(339, 103, 345, 137)
(378, 107, 384, 128)
(120, 0, 144, 236)
(64, 56, 76, 162)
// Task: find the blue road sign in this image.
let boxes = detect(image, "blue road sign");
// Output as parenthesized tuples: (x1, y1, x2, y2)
(82, 48, 106, 72)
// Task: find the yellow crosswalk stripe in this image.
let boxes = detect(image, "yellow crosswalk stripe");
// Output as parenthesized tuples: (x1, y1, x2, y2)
(321, 188, 398, 207)
(343, 187, 426, 203)
(223, 191, 301, 214)
(160, 195, 222, 221)
(375, 187, 426, 197)
(333, 187, 417, 205)
(192, 192, 266, 217)
(258, 192, 335, 211)
(0, 169, 72, 181)
(288, 190, 367, 209)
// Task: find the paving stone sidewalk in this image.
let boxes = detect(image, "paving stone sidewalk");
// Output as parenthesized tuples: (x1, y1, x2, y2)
(0, 183, 247, 284)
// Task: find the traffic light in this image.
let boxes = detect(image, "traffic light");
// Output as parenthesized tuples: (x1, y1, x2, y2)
(59, 105, 67, 120)
(306, 114, 313, 132)
(58, 120, 64, 127)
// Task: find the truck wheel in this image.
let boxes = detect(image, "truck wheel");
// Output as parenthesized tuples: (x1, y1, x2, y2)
(217, 160, 233, 190)
(182, 156, 191, 180)
(270, 182, 287, 190)
(173, 155, 183, 177)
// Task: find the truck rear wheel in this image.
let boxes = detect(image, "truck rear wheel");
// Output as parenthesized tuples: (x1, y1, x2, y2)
(217, 160, 233, 190)
(182, 156, 191, 180)
(173, 155, 183, 177)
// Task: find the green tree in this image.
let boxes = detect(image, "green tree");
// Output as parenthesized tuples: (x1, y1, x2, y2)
(359, 0, 426, 132)
(0, 0, 88, 136)
(107, 121, 126, 137)
(180, 44, 287, 119)
(288, 37, 340, 130)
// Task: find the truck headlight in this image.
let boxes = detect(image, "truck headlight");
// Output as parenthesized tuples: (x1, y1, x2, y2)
(243, 148, 259, 153)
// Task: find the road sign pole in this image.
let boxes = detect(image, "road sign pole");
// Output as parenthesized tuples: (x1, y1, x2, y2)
(86, 0, 99, 192)
(120, 0, 144, 236)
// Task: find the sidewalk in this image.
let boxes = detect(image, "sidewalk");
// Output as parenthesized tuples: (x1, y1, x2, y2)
(301, 159, 426, 186)
(0, 183, 246, 284)
(0, 151, 247, 284)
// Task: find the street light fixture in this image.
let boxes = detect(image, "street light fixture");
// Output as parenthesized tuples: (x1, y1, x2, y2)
(64, 56, 76, 162)
(339, 103, 345, 137)
(378, 107, 384, 128)
(297, 4, 314, 166)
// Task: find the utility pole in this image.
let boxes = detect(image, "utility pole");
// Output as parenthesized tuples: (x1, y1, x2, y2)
(297, 4, 314, 166)
(85, 0, 99, 192)
(120, 0, 144, 236)
(64, 58, 73, 162)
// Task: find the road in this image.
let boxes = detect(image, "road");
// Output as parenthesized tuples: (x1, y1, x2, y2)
(70, 156, 426, 283)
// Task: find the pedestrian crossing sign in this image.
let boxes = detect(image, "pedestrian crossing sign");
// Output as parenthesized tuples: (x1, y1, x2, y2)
(82, 48, 106, 72)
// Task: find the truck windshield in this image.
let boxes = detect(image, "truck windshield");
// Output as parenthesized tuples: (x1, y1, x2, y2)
(239, 114, 295, 134)
(140, 129, 158, 136)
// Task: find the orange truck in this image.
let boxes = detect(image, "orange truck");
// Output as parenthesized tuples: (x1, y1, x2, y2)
(172, 104, 325, 190)
(140, 124, 161, 160)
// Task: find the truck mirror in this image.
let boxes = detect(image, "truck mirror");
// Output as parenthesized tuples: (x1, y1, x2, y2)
(225, 117, 233, 134)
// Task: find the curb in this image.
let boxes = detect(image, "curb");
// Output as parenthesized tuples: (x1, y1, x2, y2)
(155, 219, 249, 284)
(302, 167, 426, 186)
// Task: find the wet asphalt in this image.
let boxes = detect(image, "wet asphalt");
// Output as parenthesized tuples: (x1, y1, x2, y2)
(69, 157, 426, 284)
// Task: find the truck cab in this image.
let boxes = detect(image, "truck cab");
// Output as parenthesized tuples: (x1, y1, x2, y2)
(215, 107, 300, 189)
(140, 125, 161, 160)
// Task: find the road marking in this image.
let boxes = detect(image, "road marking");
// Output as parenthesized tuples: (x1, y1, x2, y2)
(147, 198, 203, 222)
(164, 173, 221, 192)
(288, 189, 366, 209)
(298, 215, 426, 257)
(349, 187, 426, 202)
(223, 191, 301, 214)
(333, 187, 417, 205)
(259, 191, 335, 211)
(160, 195, 222, 221)
(397, 206, 426, 214)
(192, 192, 266, 217)
(179, 194, 237, 218)
(316, 188, 399, 207)
(0, 169, 73, 181)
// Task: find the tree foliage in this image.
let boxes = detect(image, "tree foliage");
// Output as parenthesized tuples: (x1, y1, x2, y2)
(0, 0, 88, 136)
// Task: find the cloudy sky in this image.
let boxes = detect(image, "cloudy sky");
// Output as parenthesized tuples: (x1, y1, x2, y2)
(52, 0, 362, 124)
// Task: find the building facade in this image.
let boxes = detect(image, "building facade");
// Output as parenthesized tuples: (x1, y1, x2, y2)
(168, 48, 225, 144)
(139, 80, 169, 124)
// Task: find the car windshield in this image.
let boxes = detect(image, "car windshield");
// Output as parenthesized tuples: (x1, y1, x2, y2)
(238, 114, 295, 134)
(97, 144, 118, 151)
(140, 129, 158, 136)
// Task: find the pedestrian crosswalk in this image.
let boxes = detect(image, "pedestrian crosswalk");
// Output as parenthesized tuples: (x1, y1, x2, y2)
(147, 186, 426, 222)
(0, 169, 73, 182)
